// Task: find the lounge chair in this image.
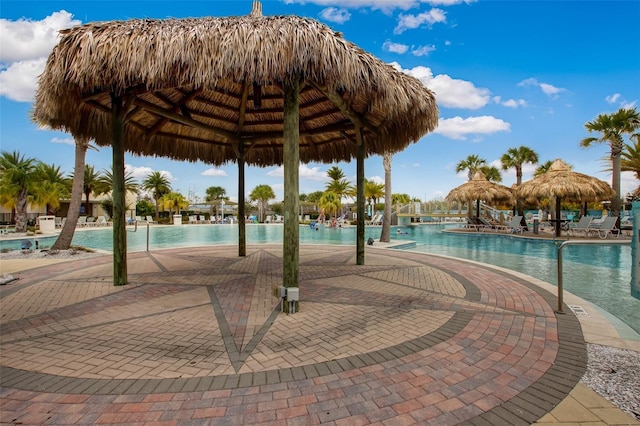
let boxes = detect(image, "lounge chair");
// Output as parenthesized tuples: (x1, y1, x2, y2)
(95, 216, 109, 227)
(588, 216, 620, 239)
(495, 215, 525, 234)
(146, 215, 158, 224)
(365, 214, 380, 226)
(566, 216, 592, 237)
(76, 216, 87, 228)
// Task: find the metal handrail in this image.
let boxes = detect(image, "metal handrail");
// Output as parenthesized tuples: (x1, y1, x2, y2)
(556, 239, 631, 313)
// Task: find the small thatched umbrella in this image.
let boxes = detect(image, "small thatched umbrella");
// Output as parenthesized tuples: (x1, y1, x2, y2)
(445, 172, 513, 218)
(33, 1, 438, 295)
(516, 159, 615, 237)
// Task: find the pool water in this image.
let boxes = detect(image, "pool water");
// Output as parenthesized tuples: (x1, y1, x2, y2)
(3, 223, 637, 334)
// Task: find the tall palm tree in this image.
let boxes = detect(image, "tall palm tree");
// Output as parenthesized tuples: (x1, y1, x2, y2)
(380, 152, 392, 242)
(326, 166, 345, 182)
(142, 171, 172, 219)
(52, 137, 92, 250)
(455, 154, 486, 181)
(501, 145, 539, 216)
(32, 163, 71, 215)
(0, 151, 39, 232)
(621, 137, 640, 198)
(581, 107, 640, 218)
(97, 167, 140, 196)
(249, 184, 275, 222)
(205, 185, 226, 202)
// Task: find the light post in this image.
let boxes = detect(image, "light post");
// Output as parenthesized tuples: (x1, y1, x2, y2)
(221, 198, 225, 223)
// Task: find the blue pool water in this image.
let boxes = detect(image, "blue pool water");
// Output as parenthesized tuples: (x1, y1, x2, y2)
(3, 223, 637, 334)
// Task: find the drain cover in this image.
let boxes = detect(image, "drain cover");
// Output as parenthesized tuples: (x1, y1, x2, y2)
(568, 305, 589, 316)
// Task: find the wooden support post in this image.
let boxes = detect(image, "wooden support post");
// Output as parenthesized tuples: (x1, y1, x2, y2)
(282, 78, 300, 312)
(356, 126, 365, 265)
(111, 93, 128, 286)
(238, 144, 246, 257)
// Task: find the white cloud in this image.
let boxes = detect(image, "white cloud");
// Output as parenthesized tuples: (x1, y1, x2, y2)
(383, 40, 409, 54)
(434, 116, 511, 140)
(518, 78, 565, 98)
(50, 136, 74, 145)
(202, 168, 228, 177)
(319, 7, 351, 23)
(0, 11, 81, 103)
(391, 63, 490, 109)
(493, 96, 527, 108)
(368, 175, 384, 184)
(125, 165, 174, 181)
(266, 164, 330, 181)
(0, 58, 46, 102)
(394, 8, 446, 34)
(606, 93, 621, 104)
(0, 11, 80, 62)
(411, 45, 436, 56)
(283, 0, 420, 14)
(413, 163, 421, 167)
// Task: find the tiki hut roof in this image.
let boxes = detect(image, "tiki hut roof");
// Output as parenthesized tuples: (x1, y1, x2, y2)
(516, 159, 614, 203)
(33, 5, 438, 167)
(445, 172, 513, 204)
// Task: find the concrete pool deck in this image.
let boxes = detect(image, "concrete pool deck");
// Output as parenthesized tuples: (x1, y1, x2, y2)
(0, 244, 638, 425)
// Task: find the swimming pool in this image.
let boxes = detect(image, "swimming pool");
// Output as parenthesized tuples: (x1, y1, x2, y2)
(3, 223, 637, 334)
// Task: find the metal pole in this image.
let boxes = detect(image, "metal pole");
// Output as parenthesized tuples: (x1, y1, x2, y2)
(557, 239, 630, 314)
(146, 222, 150, 252)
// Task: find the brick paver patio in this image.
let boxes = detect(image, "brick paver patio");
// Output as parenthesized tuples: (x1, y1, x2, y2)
(0, 244, 586, 425)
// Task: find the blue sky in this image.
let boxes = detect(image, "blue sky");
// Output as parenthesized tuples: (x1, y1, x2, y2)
(1, 0, 639, 204)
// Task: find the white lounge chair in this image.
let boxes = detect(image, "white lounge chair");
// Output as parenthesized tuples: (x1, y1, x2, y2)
(496, 215, 525, 234)
(567, 216, 592, 237)
(588, 216, 620, 239)
(76, 216, 87, 228)
(146, 215, 158, 224)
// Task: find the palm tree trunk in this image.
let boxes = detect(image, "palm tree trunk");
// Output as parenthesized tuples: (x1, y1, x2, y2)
(15, 188, 28, 233)
(51, 138, 88, 250)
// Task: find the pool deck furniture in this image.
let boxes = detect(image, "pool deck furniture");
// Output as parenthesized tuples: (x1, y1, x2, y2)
(567, 216, 593, 237)
(1, 244, 638, 425)
(588, 216, 621, 239)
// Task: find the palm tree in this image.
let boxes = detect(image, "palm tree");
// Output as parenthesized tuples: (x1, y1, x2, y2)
(205, 185, 226, 202)
(318, 191, 341, 219)
(326, 166, 345, 182)
(455, 154, 486, 181)
(380, 152, 392, 242)
(160, 192, 189, 215)
(142, 171, 172, 219)
(0, 151, 39, 232)
(534, 160, 555, 176)
(71, 165, 103, 217)
(479, 165, 502, 182)
(97, 167, 140, 197)
(621, 137, 640, 198)
(249, 184, 275, 222)
(581, 107, 640, 218)
(364, 179, 385, 218)
(52, 137, 92, 250)
(32, 163, 71, 215)
(501, 146, 539, 216)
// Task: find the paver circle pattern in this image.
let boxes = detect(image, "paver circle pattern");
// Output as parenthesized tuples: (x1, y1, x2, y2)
(0, 244, 586, 425)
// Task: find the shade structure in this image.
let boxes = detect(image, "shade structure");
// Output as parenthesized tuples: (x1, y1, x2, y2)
(33, 1, 439, 292)
(445, 172, 513, 217)
(516, 159, 615, 237)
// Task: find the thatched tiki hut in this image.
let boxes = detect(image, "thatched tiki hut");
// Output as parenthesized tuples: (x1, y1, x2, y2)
(445, 172, 513, 218)
(516, 159, 614, 237)
(33, 1, 438, 302)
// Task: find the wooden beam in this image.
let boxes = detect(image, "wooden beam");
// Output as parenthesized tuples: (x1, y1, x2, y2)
(356, 125, 365, 265)
(133, 97, 238, 142)
(309, 81, 379, 135)
(282, 77, 300, 310)
(110, 93, 128, 285)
